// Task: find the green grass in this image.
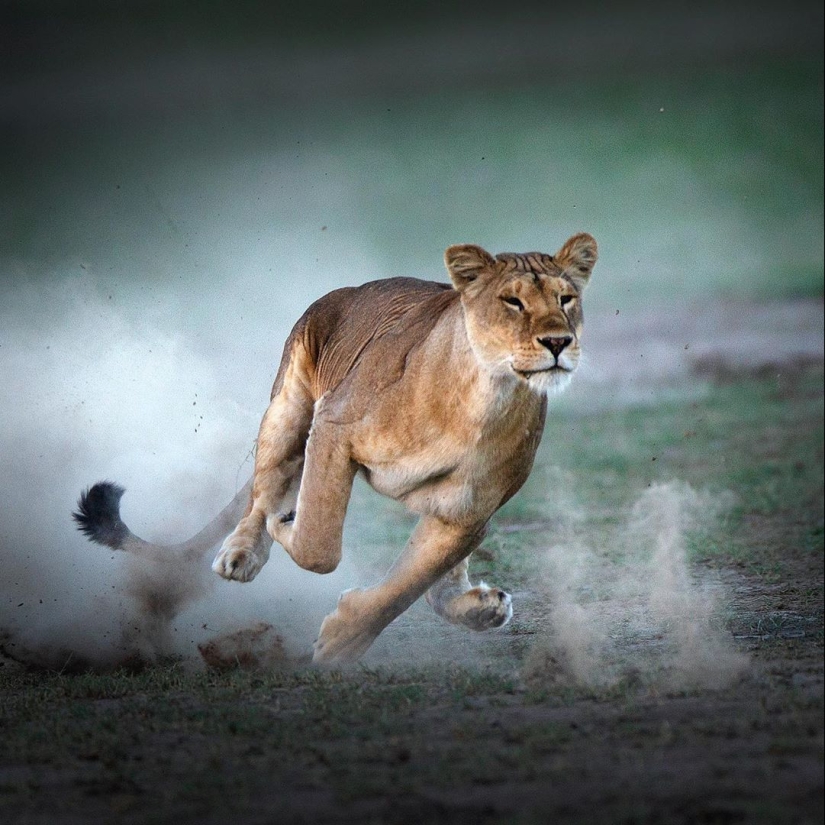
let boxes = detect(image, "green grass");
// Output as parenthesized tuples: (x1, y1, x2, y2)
(0, 662, 515, 812)
(515, 365, 821, 566)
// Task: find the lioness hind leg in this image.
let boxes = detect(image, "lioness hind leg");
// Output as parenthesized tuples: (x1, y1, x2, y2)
(213, 376, 313, 583)
(211, 510, 274, 583)
(426, 557, 513, 631)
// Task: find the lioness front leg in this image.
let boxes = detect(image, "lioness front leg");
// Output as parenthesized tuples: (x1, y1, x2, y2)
(266, 415, 356, 575)
(426, 557, 513, 630)
(213, 384, 311, 582)
(313, 517, 487, 664)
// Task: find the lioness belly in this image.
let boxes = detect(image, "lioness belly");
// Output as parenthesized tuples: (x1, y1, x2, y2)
(361, 463, 473, 520)
(359, 453, 505, 522)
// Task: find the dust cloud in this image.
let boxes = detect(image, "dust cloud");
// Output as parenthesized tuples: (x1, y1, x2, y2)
(0, 271, 359, 671)
(525, 481, 749, 692)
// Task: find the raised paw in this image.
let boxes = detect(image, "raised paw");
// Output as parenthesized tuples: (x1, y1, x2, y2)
(212, 533, 270, 582)
(312, 588, 381, 665)
(449, 583, 513, 631)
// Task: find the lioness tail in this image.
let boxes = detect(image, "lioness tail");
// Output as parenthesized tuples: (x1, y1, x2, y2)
(73, 482, 129, 549)
(72, 478, 253, 561)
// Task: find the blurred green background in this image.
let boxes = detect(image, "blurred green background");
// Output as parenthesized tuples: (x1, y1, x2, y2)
(1, 0, 822, 320)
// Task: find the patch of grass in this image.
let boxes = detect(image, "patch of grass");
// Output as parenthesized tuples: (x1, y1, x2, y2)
(491, 364, 823, 581)
(0, 659, 538, 822)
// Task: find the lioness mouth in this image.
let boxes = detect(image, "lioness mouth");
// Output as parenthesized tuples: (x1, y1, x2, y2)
(513, 365, 570, 379)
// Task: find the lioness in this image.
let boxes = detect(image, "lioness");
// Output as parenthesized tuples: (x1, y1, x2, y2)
(75, 233, 597, 663)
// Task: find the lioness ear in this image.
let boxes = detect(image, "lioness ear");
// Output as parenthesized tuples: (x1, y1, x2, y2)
(555, 232, 598, 290)
(444, 244, 496, 292)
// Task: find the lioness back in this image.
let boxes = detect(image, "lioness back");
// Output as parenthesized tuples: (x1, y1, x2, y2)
(273, 278, 457, 401)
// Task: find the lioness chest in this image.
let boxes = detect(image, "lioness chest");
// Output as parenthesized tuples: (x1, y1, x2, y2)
(350, 391, 545, 523)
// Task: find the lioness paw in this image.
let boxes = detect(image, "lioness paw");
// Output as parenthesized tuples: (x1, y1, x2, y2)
(312, 588, 380, 664)
(212, 535, 269, 582)
(454, 583, 513, 631)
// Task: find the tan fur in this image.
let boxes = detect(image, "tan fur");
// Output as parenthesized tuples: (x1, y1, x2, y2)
(212, 233, 598, 663)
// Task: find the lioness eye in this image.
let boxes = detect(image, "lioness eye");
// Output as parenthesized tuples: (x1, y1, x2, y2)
(560, 295, 574, 307)
(501, 296, 524, 311)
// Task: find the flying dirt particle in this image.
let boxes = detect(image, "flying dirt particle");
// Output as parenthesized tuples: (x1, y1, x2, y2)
(198, 623, 287, 671)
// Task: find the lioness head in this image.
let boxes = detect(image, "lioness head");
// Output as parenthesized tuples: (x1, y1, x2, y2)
(444, 232, 597, 394)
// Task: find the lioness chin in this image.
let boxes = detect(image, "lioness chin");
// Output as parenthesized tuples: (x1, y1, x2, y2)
(75, 232, 597, 664)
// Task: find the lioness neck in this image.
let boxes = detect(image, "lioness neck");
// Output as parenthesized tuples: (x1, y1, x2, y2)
(431, 298, 543, 429)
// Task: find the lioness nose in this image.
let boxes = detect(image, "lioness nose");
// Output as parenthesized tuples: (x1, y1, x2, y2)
(538, 336, 572, 358)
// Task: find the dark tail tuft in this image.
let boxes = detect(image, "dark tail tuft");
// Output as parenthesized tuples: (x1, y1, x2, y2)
(72, 482, 129, 549)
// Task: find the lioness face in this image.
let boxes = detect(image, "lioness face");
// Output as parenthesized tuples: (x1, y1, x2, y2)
(444, 233, 598, 394)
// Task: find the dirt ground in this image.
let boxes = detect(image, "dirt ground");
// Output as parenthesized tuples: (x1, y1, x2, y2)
(1, 503, 822, 824)
(1, 568, 822, 825)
